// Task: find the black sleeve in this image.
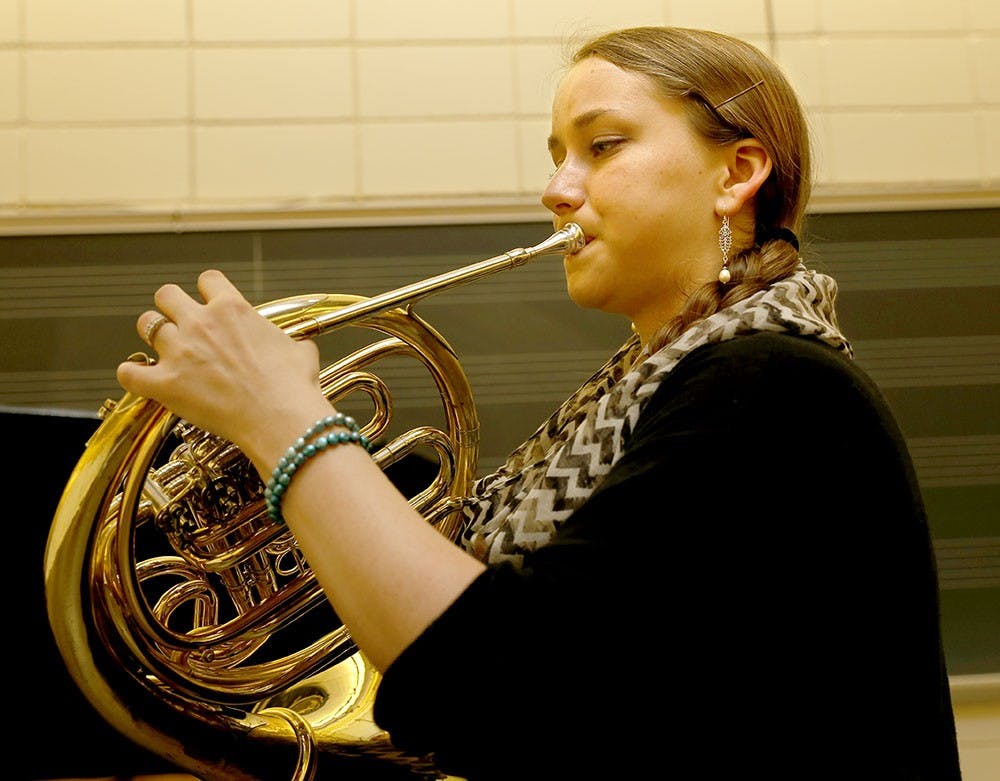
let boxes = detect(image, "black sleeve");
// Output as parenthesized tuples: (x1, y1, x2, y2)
(373, 333, 960, 781)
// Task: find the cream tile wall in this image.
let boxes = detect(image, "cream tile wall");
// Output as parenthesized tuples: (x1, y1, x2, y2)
(0, 0, 997, 231)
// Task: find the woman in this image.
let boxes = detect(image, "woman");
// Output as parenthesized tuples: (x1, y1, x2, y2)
(118, 27, 962, 780)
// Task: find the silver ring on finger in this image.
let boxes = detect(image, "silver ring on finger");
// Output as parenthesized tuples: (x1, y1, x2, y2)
(143, 314, 171, 347)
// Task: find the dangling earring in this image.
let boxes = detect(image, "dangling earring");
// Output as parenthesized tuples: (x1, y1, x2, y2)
(718, 214, 732, 284)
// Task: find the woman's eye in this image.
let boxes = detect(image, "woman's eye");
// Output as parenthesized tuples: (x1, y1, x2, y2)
(591, 138, 623, 156)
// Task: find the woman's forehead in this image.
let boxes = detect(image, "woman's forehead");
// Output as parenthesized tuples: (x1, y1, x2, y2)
(549, 59, 682, 138)
(555, 57, 655, 105)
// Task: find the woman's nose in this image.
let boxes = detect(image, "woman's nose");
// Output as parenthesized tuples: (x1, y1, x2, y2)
(541, 160, 584, 215)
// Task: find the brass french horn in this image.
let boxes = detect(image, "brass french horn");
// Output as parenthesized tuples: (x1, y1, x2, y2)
(43, 223, 584, 781)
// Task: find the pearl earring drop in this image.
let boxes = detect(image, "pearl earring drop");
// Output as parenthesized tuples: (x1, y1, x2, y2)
(718, 214, 732, 284)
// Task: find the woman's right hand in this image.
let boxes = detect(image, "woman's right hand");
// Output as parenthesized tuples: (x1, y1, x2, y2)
(116, 269, 335, 475)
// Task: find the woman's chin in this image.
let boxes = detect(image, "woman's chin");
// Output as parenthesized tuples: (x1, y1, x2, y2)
(565, 281, 608, 313)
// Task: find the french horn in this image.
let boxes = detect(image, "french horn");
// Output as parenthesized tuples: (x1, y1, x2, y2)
(43, 223, 584, 781)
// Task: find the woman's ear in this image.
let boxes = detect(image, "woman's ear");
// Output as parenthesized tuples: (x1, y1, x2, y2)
(715, 138, 772, 215)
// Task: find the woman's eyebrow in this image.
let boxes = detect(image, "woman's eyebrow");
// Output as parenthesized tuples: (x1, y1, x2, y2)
(547, 107, 617, 152)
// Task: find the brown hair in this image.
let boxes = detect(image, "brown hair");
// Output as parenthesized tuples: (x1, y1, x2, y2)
(571, 27, 811, 348)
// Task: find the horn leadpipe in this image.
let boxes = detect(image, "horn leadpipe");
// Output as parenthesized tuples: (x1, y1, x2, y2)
(274, 222, 584, 339)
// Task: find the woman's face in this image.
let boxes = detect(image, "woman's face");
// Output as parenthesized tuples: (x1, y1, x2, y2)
(543, 56, 729, 342)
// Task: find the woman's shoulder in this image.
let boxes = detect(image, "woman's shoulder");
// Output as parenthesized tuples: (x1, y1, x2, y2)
(663, 331, 877, 405)
(642, 331, 905, 450)
(678, 330, 854, 372)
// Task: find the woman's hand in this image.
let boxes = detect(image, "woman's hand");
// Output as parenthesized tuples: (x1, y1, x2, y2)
(116, 269, 332, 472)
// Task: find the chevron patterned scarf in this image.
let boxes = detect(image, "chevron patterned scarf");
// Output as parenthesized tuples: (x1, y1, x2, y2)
(459, 265, 852, 566)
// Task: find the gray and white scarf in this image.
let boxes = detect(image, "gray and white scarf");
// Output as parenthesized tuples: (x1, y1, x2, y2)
(459, 265, 851, 566)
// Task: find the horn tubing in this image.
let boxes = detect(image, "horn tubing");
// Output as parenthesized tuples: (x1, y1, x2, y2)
(280, 222, 584, 339)
(44, 222, 586, 780)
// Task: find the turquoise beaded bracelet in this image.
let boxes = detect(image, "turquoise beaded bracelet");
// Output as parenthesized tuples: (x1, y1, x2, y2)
(264, 413, 372, 524)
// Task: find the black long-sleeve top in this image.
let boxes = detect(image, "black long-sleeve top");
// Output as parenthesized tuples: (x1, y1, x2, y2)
(374, 332, 962, 781)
